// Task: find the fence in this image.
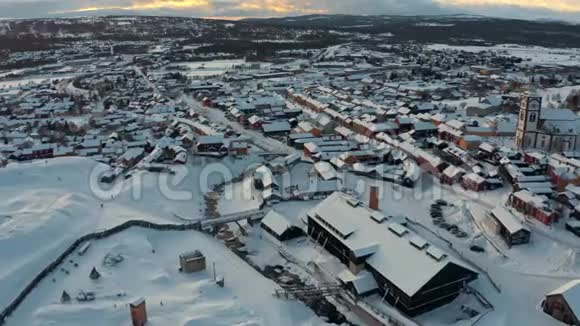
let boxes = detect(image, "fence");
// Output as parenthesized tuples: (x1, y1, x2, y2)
(0, 219, 203, 325)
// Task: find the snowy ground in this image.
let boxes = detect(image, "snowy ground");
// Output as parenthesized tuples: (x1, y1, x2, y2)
(5, 228, 326, 326)
(232, 171, 579, 326)
(0, 74, 78, 89)
(345, 174, 579, 325)
(3, 156, 580, 325)
(0, 155, 264, 311)
(427, 44, 580, 67)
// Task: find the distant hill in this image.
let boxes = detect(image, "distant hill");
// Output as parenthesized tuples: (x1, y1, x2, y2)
(2, 14, 580, 53)
(242, 14, 580, 48)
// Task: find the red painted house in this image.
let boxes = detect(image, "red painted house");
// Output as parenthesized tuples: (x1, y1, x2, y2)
(16, 145, 54, 161)
(547, 164, 580, 192)
(462, 173, 486, 192)
(509, 190, 559, 225)
(441, 165, 465, 185)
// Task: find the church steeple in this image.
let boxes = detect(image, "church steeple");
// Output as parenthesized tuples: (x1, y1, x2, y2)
(516, 88, 543, 149)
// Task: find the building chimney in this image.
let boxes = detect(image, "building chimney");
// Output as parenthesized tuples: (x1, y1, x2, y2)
(130, 298, 148, 326)
(369, 186, 379, 211)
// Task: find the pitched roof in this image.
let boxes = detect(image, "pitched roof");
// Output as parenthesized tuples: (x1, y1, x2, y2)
(308, 192, 477, 297)
(490, 207, 530, 234)
(547, 279, 580, 318)
(261, 210, 293, 236)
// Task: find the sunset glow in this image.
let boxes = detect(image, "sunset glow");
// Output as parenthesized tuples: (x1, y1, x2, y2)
(14, 0, 580, 21)
(438, 0, 580, 12)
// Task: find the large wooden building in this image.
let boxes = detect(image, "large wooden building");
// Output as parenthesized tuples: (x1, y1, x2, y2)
(307, 192, 478, 316)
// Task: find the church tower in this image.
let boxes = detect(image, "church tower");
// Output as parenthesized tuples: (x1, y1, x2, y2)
(516, 90, 542, 150)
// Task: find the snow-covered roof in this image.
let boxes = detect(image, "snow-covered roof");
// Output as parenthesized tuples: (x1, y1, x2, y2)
(308, 192, 477, 297)
(442, 165, 465, 179)
(261, 210, 293, 237)
(479, 142, 497, 154)
(513, 190, 548, 208)
(463, 173, 486, 185)
(490, 207, 529, 234)
(413, 121, 437, 131)
(313, 161, 338, 181)
(541, 108, 578, 121)
(446, 119, 465, 130)
(255, 165, 277, 188)
(262, 121, 291, 133)
(118, 148, 144, 161)
(197, 135, 225, 145)
(338, 269, 378, 295)
(130, 297, 146, 307)
(547, 279, 580, 317)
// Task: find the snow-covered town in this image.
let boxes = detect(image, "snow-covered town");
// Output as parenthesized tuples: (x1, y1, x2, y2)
(1, 14, 580, 326)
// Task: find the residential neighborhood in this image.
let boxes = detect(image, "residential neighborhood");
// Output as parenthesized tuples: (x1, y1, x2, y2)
(1, 14, 580, 326)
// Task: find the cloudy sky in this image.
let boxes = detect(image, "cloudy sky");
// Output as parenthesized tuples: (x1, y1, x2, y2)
(0, 0, 579, 22)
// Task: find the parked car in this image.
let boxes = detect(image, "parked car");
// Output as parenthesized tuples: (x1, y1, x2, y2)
(470, 245, 485, 252)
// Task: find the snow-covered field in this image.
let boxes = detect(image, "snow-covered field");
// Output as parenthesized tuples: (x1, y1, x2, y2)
(6, 228, 326, 326)
(427, 44, 580, 67)
(0, 75, 77, 89)
(0, 155, 263, 312)
(166, 59, 247, 77)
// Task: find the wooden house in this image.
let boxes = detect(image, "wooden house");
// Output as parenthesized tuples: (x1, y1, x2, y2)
(509, 190, 559, 225)
(260, 210, 304, 242)
(488, 207, 531, 247)
(462, 173, 486, 192)
(543, 280, 580, 325)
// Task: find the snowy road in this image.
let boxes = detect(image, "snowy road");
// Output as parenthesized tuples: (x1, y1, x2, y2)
(133, 60, 294, 155)
(180, 95, 295, 154)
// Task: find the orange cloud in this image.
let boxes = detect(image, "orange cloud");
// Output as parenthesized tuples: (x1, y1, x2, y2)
(130, 0, 209, 10)
(438, 0, 580, 12)
(238, 0, 326, 14)
(69, 0, 327, 15)
(68, 0, 210, 13)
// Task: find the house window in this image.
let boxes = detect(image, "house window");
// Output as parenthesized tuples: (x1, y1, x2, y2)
(519, 111, 525, 121)
(529, 113, 537, 123)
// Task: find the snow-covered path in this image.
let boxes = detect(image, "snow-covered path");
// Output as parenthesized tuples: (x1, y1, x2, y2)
(181, 95, 295, 154)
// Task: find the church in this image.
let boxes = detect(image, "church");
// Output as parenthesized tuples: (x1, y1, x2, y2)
(515, 91, 580, 152)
